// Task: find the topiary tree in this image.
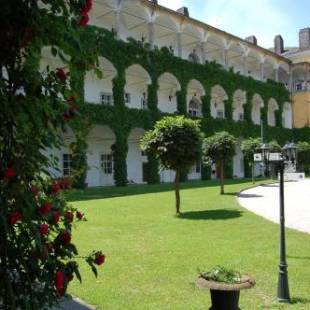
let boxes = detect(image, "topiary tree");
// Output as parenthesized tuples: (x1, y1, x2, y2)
(241, 137, 262, 183)
(140, 116, 203, 215)
(0, 1, 105, 308)
(203, 132, 237, 195)
(297, 141, 310, 174)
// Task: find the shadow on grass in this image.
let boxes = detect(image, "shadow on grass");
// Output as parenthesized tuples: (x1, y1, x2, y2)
(66, 179, 257, 202)
(290, 296, 310, 305)
(238, 193, 264, 198)
(260, 184, 279, 188)
(287, 255, 310, 260)
(222, 192, 238, 196)
(179, 209, 243, 221)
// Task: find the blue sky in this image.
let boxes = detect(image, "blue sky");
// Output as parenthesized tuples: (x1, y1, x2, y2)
(158, 0, 310, 48)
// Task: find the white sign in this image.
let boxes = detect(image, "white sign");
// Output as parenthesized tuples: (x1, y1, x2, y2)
(254, 153, 262, 162)
(269, 153, 282, 162)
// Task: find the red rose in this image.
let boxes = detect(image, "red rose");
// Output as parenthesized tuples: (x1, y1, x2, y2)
(65, 211, 74, 223)
(4, 167, 16, 180)
(8, 211, 22, 225)
(58, 231, 71, 245)
(55, 271, 65, 295)
(56, 68, 67, 83)
(79, 13, 89, 27)
(51, 182, 61, 195)
(76, 211, 84, 220)
(39, 202, 52, 216)
(52, 211, 60, 224)
(81, 0, 92, 15)
(39, 224, 49, 236)
(94, 252, 105, 266)
(31, 186, 39, 195)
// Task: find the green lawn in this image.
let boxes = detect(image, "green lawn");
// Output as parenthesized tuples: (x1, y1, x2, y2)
(67, 180, 310, 309)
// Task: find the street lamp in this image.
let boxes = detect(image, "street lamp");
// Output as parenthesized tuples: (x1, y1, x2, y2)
(259, 142, 297, 303)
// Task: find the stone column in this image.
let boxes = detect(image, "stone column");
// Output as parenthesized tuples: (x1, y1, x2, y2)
(274, 67, 279, 82)
(200, 41, 206, 64)
(288, 70, 293, 92)
(148, 22, 155, 49)
(305, 63, 310, 91)
(223, 48, 228, 69)
(242, 55, 247, 76)
(260, 62, 264, 81)
(114, 9, 121, 38)
(177, 32, 182, 58)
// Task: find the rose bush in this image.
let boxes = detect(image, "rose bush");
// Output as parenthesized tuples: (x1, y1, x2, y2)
(0, 0, 105, 308)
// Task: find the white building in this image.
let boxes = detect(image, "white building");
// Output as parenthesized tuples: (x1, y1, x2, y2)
(42, 0, 295, 187)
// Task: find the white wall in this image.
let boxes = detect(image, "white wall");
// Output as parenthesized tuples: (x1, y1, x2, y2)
(188, 164, 201, 180)
(160, 169, 176, 183)
(125, 84, 147, 110)
(233, 145, 244, 178)
(84, 71, 114, 104)
(157, 88, 177, 113)
(127, 129, 146, 184)
(85, 126, 115, 187)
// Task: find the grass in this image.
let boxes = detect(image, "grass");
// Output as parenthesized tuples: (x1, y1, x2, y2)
(67, 179, 310, 309)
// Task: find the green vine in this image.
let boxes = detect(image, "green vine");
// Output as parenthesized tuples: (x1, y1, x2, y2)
(66, 26, 310, 187)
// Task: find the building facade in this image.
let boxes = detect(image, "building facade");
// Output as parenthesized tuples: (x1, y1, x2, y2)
(275, 28, 310, 128)
(42, 0, 304, 187)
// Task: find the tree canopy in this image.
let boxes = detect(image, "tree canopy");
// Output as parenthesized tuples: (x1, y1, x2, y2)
(203, 132, 237, 194)
(141, 116, 203, 214)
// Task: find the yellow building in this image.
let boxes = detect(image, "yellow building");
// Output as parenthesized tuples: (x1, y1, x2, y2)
(278, 28, 310, 128)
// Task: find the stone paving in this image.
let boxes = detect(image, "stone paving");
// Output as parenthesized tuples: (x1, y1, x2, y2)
(52, 298, 95, 310)
(238, 179, 310, 234)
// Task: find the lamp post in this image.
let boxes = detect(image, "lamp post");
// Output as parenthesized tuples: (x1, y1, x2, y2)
(260, 142, 297, 303)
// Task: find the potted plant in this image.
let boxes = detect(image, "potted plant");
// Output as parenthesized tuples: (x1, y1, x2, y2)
(197, 266, 255, 310)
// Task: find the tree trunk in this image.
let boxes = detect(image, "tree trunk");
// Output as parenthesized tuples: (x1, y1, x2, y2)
(220, 161, 224, 195)
(175, 169, 181, 215)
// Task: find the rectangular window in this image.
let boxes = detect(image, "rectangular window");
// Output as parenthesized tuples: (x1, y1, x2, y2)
(217, 110, 224, 118)
(141, 98, 147, 109)
(189, 109, 197, 117)
(101, 154, 113, 175)
(196, 162, 201, 173)
(124, 93, 131, 104)
(296, 83, 302, 91)
(141, 151, 147, 156)
(238, 113, 244, 121)
(63, 154, 73, 176)
(191, 162, 201, 173)
(100, 92, 113, 105)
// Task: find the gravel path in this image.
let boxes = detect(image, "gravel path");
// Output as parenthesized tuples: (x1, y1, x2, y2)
(238, 179, 310, 234)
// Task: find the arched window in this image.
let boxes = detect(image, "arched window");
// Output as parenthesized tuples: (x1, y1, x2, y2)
(211, 85, 228, 119)
(251, 94, 264, 125)
(232, 90, 246, 121)
(187, 79, 205, 117)
(188, 98, 201, 117)
(267, 98, 279, 127)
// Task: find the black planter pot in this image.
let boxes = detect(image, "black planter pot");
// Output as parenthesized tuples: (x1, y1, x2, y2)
(197, 275, 255, 310)
(209, 289, 240, 310)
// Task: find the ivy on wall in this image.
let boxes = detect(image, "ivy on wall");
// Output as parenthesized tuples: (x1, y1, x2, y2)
(67, 26, 310, 186)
